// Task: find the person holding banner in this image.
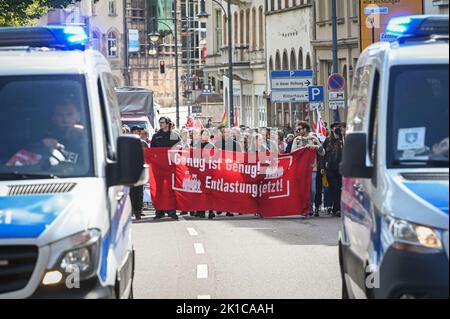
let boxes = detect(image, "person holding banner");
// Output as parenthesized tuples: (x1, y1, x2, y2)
(151, 117, 181, 220)
(215, 125, 240, 217)
(290, 122, 326, 217)
(193, 129, 216, 219)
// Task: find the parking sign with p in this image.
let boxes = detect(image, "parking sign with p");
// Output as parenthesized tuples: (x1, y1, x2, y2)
(308, 86, 324, 102)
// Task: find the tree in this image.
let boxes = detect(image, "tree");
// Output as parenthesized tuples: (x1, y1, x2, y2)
(0, 0, 81, 27)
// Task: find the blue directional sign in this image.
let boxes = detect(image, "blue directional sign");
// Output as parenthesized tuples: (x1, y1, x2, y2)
(308, 86, 324, 102)
(270, 70, 314, 103)
(201, 84, 213, 96)
(271, 70, 314, 79)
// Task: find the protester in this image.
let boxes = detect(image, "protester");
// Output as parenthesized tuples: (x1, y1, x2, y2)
(151, 117, 181, 220)
(323, 123, 344, 217)
(122, 124, 130, 134)
(283, 123, 295, 138)
(215, 124, 240, 216)
(205, 118, 213, 129)
(193, 129, 216, 219)
(288, 122, 325, 216)
(129, 126, 147, 220)
(278, 130, 287, 154)
(140, 129, 151, 146)
(260, 127, 278, 153)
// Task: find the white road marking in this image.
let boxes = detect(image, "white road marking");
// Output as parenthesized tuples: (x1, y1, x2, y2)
(197, 295, 211, 299)
(194, 243, 205, 255)
(197, 264, 208, 279)
(187, 227, 198, 236)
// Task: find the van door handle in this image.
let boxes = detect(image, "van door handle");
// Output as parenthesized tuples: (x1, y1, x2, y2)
(353, 183, 365, 195)
(115, 191, 125, 202)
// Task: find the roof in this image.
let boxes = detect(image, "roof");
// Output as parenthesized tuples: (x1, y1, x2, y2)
(360, 39, 449, 68)
(194, 93, 224, 104)
(0, 49, 110, 76)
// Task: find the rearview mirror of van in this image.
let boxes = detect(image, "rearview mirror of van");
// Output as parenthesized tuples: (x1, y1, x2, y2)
(340, 133, 373, 179)
(107, 136, 147, 187)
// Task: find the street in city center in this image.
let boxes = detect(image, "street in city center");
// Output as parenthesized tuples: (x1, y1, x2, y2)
(133, 211, 341, 299)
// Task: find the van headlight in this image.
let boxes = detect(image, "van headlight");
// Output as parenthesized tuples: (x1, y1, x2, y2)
(385, 216, 443, 252)
(44, 229, 101, 285)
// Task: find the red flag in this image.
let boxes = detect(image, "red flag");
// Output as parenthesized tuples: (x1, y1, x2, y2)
(314, 110, 327, 142)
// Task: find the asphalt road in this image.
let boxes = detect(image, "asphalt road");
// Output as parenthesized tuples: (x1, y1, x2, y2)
(132, 210, 342, 299)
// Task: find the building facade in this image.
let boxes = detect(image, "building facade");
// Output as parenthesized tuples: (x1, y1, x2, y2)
(265, 0, 315, 128)
(425, 0, 449, 14)
(204, 0, 267, 128)
(38, 0, 127, 86)
(311, 0, 360, 125)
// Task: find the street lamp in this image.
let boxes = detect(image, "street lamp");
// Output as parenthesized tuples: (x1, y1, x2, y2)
(148, 13, 181, 128)
(198, 0, 234, 128)
(148, 31, 161, 44)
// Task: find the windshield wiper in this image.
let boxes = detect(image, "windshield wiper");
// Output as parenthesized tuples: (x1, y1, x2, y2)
(393, 159, 449, 167)
(0, 172, 59, 180)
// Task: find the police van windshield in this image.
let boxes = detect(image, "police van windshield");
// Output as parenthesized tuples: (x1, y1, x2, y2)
(0, 75, 93, 179)
(388, 65, 449, 168)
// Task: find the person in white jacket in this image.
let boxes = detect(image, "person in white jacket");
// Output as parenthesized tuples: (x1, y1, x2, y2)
(290, 121, 326, 217)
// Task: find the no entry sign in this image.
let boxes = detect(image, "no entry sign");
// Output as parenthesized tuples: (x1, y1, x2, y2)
(328, 73, 346, 91)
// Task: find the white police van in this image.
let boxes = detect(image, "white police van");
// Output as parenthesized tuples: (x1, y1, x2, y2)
(339, 15, 449, 299)
(0, 26, 146, 298)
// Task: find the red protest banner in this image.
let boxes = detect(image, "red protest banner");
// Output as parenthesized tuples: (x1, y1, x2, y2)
(144, 148, 316, 217)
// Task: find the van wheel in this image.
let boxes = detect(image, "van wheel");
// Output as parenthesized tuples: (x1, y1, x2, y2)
(128, 283, 134, 299)
(341, 275, 350, 299)
(339, 241, 350, 299)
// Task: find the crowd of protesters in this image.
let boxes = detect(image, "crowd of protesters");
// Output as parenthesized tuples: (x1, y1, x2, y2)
(122, 116, 346, 221)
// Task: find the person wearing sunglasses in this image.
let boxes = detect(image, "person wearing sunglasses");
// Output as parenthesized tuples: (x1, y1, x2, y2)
(151, 117, 181, 220)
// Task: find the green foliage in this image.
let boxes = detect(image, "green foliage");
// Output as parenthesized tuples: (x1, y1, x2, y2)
(0, 0, 81, 27)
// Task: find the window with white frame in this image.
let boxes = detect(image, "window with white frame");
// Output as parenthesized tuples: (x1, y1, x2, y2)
(107, 31, 118, 58)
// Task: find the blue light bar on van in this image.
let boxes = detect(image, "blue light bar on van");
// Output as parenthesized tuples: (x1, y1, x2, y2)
(386, 15, 449, 39)
(0, 25, 88, 50)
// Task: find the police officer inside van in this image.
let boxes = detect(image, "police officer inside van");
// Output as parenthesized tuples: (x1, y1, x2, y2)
(42, 99, 86, 161)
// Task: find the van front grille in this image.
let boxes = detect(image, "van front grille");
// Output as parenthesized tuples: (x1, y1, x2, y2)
(0, 246, 38, 294)
(401, 173, 449, 181)
(7, 183, 76, 195)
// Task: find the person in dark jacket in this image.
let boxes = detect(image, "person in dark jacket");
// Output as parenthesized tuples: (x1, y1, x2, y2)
(215, 125, 240, 217)
(323, 123, 344, 217)
(129, 126, 148, 220)
(151, 117, 181, 220)
(193, 129, 216, 219)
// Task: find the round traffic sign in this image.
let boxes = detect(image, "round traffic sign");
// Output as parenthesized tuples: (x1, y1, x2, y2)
(328, 73, 346, 91)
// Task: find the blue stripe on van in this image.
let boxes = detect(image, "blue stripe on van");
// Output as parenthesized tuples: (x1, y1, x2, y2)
(0, 195, 71, 239)
(404, 182, 449, 215)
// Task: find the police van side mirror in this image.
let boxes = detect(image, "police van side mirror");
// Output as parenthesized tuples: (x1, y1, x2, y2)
(107, 136, 147, 187)
(340, 133, 373, 179)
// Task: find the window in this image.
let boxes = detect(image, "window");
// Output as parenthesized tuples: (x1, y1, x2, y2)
(387, 65, 449, 168)
(246, 9, 250, 46)
(258, 6, 264, 49)
(347, 65, 373, 132)
(107, 31, 118, 58)
(252, 8, 257, 49)
(92, 31, 100, 51)
(0, 75, 93, 177)
(271, 0, 275, 11)
(99, 73, 122, 160)
(215, 10, 223, 51)
(109, 0, 117, 16)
